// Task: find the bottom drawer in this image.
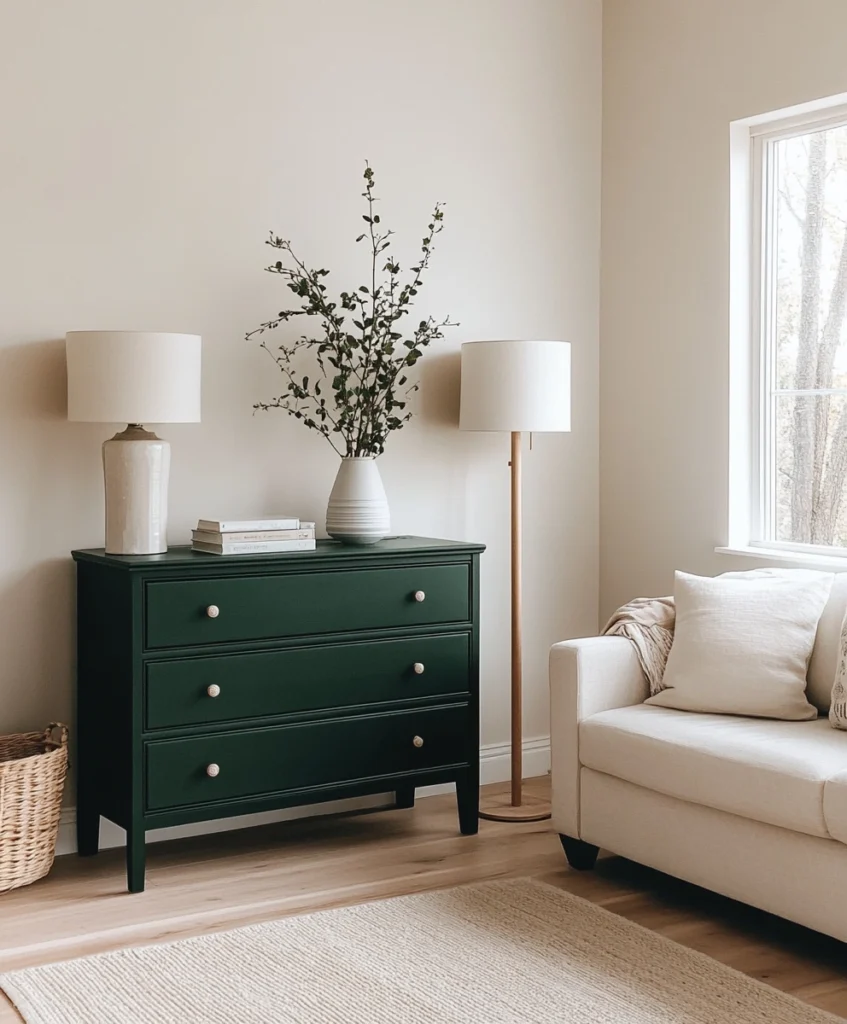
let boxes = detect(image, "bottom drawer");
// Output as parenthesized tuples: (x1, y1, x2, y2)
(145, 704, 471, 812)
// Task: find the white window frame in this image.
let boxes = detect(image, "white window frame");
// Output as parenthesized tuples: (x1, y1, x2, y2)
(724, 92, 847, 568)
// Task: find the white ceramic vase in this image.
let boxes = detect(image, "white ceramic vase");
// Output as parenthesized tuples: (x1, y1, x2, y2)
(326, 456, 390, 545)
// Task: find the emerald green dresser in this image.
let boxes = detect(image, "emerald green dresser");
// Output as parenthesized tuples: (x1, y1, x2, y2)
(72, 537, 484, 892)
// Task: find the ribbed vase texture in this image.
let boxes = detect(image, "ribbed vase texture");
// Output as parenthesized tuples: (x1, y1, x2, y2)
(326, 457, 390, 545)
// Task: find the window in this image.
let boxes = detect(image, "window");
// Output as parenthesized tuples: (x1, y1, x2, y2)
(730, 96, 847, 558)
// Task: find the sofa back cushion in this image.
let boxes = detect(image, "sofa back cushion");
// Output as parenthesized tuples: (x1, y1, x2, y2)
(647, 570, 831, 720)
(721, 567, 846, 714)
(809, 573, 847, 713)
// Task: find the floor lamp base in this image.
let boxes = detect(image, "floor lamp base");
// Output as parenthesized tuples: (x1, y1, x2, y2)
(478, 792, 551, 823)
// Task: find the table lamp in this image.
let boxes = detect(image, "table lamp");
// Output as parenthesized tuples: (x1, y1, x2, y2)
(66, 331, 202, 555)
(460, 339, 571, 821)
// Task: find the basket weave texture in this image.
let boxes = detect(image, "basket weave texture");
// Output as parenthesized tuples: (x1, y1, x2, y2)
(0, 724, 69, 893)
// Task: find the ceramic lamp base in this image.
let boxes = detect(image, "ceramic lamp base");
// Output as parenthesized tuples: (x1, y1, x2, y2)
(102, 425, 170, 555)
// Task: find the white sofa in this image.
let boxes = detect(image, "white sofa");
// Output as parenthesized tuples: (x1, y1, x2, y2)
(550, 573, 847, 943)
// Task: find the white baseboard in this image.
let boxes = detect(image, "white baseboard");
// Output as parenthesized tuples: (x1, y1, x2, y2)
(55, 736, 550, 857)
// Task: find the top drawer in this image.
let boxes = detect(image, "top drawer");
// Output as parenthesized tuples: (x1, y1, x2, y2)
(144, 563, 470, 650)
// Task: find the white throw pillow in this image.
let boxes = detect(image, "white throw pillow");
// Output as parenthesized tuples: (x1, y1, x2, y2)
(646, 569, 833, 720)
(831, 610, 847, 731)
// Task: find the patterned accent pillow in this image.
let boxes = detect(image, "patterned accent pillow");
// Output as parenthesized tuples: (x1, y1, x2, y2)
(831, 610, 847, 730)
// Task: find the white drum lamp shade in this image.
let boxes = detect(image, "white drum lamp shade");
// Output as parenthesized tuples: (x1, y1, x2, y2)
(66, 331, 202, 556)
(459, 339, 572, 823)
(66, 331, 201, 424)
(459, 340, 571, 433)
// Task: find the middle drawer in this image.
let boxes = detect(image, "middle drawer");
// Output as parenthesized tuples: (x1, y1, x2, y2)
(144, 632, 470, 730)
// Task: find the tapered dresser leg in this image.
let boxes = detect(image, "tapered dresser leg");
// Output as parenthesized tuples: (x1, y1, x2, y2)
(456, 772, 479, 835)
(395, 784, 416, 809)
(127, 826, 146, 893)
(76, 804, 100, 857)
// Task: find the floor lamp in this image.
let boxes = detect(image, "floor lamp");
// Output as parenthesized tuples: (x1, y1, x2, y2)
(460, 340, 572, 822)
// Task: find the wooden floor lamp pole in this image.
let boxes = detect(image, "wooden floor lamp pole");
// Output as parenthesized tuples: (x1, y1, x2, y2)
(478, 431, 551, 823)
(510, 429, 523, 806)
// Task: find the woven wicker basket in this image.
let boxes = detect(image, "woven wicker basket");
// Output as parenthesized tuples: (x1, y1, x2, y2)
(0, 723, 69, 893)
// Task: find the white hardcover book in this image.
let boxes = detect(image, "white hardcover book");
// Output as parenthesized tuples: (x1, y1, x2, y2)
(196, 517, 300, 533)
(192, 539, 317, 555)
(192, 529, 315, 544)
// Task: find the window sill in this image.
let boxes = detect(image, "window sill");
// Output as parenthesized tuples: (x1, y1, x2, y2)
(716, 545, 847, 572)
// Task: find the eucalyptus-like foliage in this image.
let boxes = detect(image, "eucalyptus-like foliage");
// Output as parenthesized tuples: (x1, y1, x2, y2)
(248, 166, 456, 457)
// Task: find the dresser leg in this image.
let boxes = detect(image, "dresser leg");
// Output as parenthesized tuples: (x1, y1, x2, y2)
(456, 773, 479, 835)
(395, 784, 416, 809)
(126, 827, 146, 893)
(76, 805, 100, 857)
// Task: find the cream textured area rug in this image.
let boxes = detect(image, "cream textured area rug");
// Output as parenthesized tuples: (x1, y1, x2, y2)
(1, 879, 840, 1024)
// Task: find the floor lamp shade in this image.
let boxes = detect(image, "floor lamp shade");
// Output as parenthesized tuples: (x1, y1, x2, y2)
(459, 340, 572, 822)
(459, 340, 571, 433)
(66, 331, 202, 556)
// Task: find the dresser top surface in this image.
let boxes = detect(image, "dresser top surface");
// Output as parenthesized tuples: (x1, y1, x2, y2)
(72, 536, 485, 570)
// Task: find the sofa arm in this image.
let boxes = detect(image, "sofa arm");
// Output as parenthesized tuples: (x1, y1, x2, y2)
(550, 636, 649, 838)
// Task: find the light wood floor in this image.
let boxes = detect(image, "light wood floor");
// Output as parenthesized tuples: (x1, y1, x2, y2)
(1, 777, 846, 1022)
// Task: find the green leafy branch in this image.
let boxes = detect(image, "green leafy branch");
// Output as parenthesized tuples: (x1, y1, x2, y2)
(248, 165, 456, 457)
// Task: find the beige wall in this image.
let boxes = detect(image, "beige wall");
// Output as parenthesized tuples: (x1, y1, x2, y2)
(0, 1, 601, 758)
(601, 0, 847, 617)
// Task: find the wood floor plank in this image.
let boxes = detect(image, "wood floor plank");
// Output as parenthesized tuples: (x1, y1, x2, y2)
(1, 777, 845, 1023)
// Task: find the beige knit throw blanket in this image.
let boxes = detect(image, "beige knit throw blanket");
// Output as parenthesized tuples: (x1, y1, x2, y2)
(602, 596, 675, 695)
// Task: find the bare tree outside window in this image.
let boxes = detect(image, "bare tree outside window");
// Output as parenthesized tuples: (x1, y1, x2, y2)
(771, 123, 847, 549)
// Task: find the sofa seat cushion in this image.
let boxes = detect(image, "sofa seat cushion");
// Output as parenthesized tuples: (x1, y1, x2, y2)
(580, 705, 847, 839)
(824, 770, 847, 845)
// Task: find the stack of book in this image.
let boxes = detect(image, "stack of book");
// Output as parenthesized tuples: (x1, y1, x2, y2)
(191, 517, 317, 555)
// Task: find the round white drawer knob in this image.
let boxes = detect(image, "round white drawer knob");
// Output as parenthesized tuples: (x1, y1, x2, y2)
(206, 684, 221, 698)
(412, 735, 424, 748)
(206, 763, 220, 778)
(414, 590, 426, 603)
(413, 663, 425, 675)
(206, 605, 220, 619)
